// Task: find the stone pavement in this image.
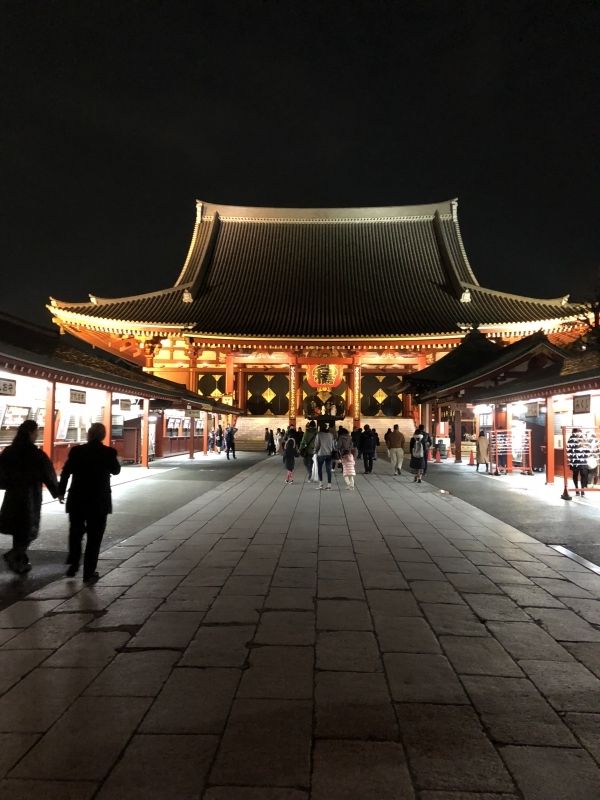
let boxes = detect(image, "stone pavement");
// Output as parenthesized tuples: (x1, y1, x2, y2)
(2, 457, 600, 798)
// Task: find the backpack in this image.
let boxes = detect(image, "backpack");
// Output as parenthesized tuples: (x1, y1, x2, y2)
(413, 438, 424, 459)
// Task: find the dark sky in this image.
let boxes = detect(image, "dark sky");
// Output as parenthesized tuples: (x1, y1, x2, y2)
(2, 0, 599, 326)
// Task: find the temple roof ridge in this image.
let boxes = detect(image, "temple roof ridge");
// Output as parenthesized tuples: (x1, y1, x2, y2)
(194, 197, 458, 222)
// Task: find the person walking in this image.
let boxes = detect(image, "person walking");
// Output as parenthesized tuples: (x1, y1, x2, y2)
(264, 427, 270, 453)
(475, 431, 490, 473)
(351, 426, 362, 458)
(337, 426, 353, 472)
(225, 425, 237, 460)
(299, 421, 318, 479)
(0, 419, 59, 574)
(567, 428, 592, 497)
(341, 447, 356, 490)
(389, 424, 406, 476)
(384, 428, 392, 458)
(360, 424, 377, 474)
(314, 423, 335, 489)
(283, 430, 297, 483)
(409, 429, 426, 483)
(267, 429, 276, 455)
(57, 422, 121, 583)
(417, 423, 432, 474)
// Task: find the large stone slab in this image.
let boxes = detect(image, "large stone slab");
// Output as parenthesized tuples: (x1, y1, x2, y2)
(397, 704, 514, 792)
(238, 646, 314, 699)
(10, 696, 150, 781)
(315, 672, 397, 739)
(440, 636, 522, 677)
(180, 625, 254, 667)
(463, 675, 577, 746)
(96, 734, 218, 799)
(518, 659, 600, 712)
(210, 698, 312, 787)
(311, 740, 415, 800)
(140, 668, 240, 733)
(85, 650, 179, 696)
(487, 621, 574, 662)
(317, 631, 382, 672)
(385, 653, 467, 704)
(501, 745, 600, 799)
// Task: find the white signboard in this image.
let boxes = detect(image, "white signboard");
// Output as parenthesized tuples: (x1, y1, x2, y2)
(70, 389, 87, 404)
(0, 378, 16, 396)
(573, 394, 591, 415)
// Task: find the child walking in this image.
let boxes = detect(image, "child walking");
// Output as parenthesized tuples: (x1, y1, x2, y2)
(341, 448, 356, 490)
(283, 432, 297, 484)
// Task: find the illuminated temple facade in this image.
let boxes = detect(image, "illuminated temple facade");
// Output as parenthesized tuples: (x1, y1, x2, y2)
(49, 199, 584, 441)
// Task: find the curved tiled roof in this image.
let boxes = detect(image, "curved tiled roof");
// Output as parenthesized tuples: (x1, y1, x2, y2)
(49, 199, 582, 338)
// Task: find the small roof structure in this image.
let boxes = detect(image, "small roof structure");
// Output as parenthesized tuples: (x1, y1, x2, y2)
(48, 199, 584, 341)
(0, 313, 241, 414)
(400, 327, 568, 404)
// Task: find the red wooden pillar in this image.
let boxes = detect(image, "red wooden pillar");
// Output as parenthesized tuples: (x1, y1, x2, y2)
(237, 369, 246, 412)
(188, 411, 195, 460)
(352, 363, 361, 429)
(141, 400, 150, 468)
(103, 390, 112, 445)
(454, 407, 462, 463)
(225, 353, 234, 395)
(43, 380, 56, 464)
(203, 411, 209, 455)
(288, 364, 297, 428)
(545, 397, 555, 484)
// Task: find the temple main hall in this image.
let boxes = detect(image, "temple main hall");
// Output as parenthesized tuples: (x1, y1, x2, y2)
(48, 199, 584, 442)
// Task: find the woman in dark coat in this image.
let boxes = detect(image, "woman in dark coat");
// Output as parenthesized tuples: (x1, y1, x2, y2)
(409, 430, 426, 484)
(283, 432, 297, 483)
(0, 420, 59, 573)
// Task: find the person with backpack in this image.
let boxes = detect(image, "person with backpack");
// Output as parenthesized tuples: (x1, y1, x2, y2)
(314, 422, 335, 489)
(360, 424, 377, 474)
(410, 429, 426, 483)
(299, 420, 318, 480)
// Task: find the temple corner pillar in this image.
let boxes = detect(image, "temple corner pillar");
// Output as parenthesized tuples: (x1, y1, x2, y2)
(545, 396, 555, 484)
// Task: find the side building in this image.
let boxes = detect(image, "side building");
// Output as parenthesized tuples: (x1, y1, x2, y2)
(48, 199, 584, 444)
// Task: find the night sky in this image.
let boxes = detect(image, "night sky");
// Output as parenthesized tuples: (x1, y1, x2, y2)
(2, 1, 599, 327)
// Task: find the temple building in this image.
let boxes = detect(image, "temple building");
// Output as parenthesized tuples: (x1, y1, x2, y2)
(48, 199, 585, 444)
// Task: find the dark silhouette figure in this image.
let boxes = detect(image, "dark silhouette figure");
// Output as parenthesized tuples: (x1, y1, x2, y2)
(0, 419, 59, 574)
(58, 422, 121, 583)
(225, 426, 237, 459)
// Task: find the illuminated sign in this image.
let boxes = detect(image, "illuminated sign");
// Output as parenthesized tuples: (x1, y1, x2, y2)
(306, 364, 342, 390)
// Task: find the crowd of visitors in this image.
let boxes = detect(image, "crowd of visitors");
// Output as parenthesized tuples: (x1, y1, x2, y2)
(274, 421, 433, 490)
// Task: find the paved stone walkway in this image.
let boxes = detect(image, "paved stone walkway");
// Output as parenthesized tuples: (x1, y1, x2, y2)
(2, 457, 600, 798)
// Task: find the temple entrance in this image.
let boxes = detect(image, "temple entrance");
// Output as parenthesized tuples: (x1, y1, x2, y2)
(302, 364, 348, 423)
(303, 390, 347, 422)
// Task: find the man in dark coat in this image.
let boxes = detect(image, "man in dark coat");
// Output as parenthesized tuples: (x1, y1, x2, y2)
(225, 425, 237, 460)
(360, 424, 377, 474)
(58, 422, 121, 583)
